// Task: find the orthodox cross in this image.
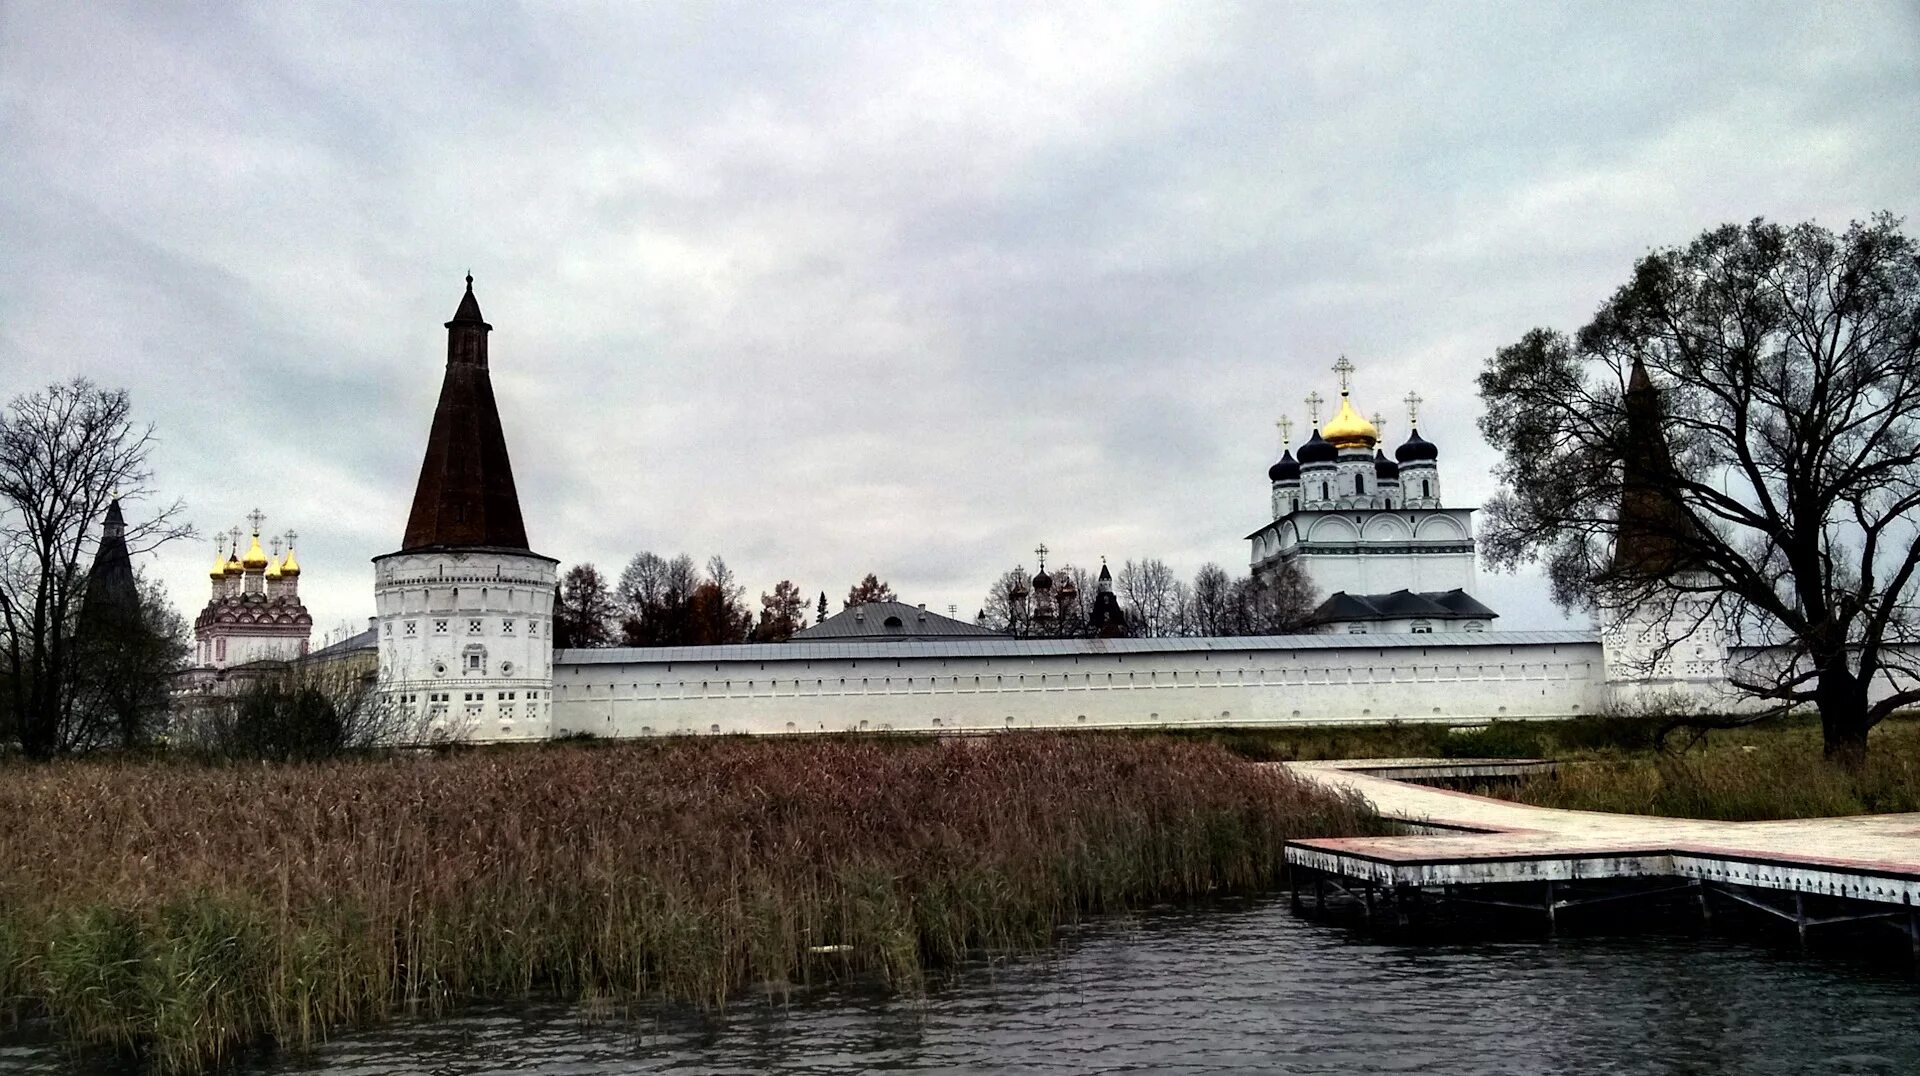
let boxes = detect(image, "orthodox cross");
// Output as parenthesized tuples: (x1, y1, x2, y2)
(1305, 391, 1324, 427)
(1404, 391, 1424, 427)
(227, 526, 243, 553)
(284, 528, 298, 550)
(1034, 543, 1049, 570)
(1372, 411, 1388, 438)
(270, 535, 283, 558)
(1276, 415, 1294, 447)
(246, 507, 266, 535)
(1331, 355, 1355, 394)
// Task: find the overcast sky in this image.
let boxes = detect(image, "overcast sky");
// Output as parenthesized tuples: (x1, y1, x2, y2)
(4, 2, 1918, 642)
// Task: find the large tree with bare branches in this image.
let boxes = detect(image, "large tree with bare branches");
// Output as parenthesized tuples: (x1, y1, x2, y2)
(0, 380, 190, 757)
(1478, 214, 1920, 762)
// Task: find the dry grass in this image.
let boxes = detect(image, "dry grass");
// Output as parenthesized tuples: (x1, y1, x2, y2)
(1495, 717, 1920, 820)
(0, 735, 1374, 1070)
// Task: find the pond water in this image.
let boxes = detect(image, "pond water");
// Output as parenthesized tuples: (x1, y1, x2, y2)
(7, 897, 1918, 1074)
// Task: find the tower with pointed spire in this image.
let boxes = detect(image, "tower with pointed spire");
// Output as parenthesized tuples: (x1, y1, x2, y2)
(373, 276, 559, 741)
(1600, 357, 1726, 693)
(1246, 358, 1493, 633)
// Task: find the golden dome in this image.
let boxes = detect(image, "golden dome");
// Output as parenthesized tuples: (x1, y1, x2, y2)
(1321, 395, 1379, 449)
(209, 554, 228, 580)
(265, 555, 283, 580)
(242, 532, 270, 570)
(224, 552, 244, 576)
(280, 546, 301, 576)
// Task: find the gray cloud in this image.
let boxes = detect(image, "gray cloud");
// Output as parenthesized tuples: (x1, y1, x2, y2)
(3, 1, 1917, 640)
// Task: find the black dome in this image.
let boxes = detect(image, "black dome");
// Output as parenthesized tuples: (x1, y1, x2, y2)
(1395, 427, 1438, 463)
(1374, 449, 1400, 480)
(1297, 429, 1337, 464)
(1031, 568, 1053, 591)
(1268, 449, 1299, 482)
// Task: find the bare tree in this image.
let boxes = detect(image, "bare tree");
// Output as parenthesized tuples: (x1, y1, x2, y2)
(978, 566, 1031, 636)
(0, 380, 190, 757)
(1477, 214, 1920, 763)
(1188, 563, 1235, 637)
(1116, 558, 1181, 638)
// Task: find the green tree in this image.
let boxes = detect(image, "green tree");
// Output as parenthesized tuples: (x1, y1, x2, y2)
(554, 563, 617, 649)
(1477, 214, 1920, 764)
(753, 580, 809, 641)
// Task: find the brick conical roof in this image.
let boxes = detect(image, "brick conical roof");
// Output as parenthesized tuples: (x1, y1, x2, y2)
(399, 277, 531, 552)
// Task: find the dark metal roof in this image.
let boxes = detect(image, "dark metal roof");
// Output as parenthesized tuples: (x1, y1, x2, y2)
(399, 278, 532, 553)
(1315, 589, 1498, 622)
(791, 601, 1003, 642)
(556, 629, 1596, 666)
(306, 626, 377, 659)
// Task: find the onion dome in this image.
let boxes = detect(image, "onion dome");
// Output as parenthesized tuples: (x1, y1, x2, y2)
(1055, 574, 1078, 604)
(1374, 449, 1400, 481)
(1321, 395, 1378, 450)
(209, 553, 228, 580)
(1031, 567, 1053, 592)
(265, 555, 283, 580)
(1268, 449, 1300, 483)
(1296, 429, 1337, 465)
(1010, 569, 1029, 600)
(1395, 427, 1438, 463)
(279, 545, 301, 576)
(224, 548, 244, 576)
(242, 532, 270, 570)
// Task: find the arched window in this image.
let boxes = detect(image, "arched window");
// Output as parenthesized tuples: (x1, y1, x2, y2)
(1321, 481, 1329, 500)
(1410, 620, 1433, 634)
(883, 615, 903, 627)
(1356, 474, 1366, 495)
(1422, 479, 1431, 498)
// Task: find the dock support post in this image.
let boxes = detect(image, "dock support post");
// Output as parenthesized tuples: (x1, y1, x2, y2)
(1696, 881, 1712, 926)
(1544, 880, 1557, 935)
(1393, 884, 1410, 929)
(1794, 890, 1808, 945)
(1364, 882, 1376, 920)
(1314, 876, 1325, 917)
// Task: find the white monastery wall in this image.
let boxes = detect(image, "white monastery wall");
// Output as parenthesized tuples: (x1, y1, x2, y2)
(547, 632, 1607, 739)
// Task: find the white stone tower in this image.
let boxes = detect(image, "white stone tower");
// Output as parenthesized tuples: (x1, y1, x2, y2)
(374, 276, 558, 741)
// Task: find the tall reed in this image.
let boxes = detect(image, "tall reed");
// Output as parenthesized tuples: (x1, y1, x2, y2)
(0, 735, 1374, 1070)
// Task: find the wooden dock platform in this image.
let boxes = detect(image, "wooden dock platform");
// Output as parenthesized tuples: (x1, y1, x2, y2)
(1281, 759, 1920, 945)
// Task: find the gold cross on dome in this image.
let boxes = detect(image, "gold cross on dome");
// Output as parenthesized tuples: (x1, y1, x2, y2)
(246, 507, 266, 535)
(1404, 391, 1423, 427)
(227, 526, 243, 551)
(1034, 543, 1048, 569)
(1276, 415, 1293, 446)
(1304, 391, 1324, 426)
(270, 536, 283, 557)
(284, 529, 298, 549)
(1331, 355, 1355, 394)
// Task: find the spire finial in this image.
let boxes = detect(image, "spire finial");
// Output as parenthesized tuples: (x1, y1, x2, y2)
(246, 507, 266, 536)
(1277, 415, 1294, 447)
(1331, 355, 1355, 395)
(465, 270, 473, 289)
(1403, 390, 1423, 428)
(1034, 542, 1048, 570)
(1305, 391, 1324, 427)
(1372, 411, 1388, 439)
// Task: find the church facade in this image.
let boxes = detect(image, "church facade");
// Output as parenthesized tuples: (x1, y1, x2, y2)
(375, 280, 1798, 743)
(1246, 359, 1492, 634)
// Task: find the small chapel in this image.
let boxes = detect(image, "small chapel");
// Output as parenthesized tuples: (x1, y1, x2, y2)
(1246, 357, 1497, 634)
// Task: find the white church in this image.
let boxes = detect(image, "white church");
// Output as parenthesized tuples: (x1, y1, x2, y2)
(373, 279, 1796, 743)
(1246, 357, 1494, 635)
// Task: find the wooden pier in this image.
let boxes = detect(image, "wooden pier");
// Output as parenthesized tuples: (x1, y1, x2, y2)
(1281, 759, 1920, 951)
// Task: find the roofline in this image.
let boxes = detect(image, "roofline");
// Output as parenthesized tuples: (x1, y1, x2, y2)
(556, 630, 1598, 665)
(373, 546, 560, 565)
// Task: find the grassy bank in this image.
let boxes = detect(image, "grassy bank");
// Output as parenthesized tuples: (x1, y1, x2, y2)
(0, 736, 1375, 1071)
(1492, 717, 1920, 820)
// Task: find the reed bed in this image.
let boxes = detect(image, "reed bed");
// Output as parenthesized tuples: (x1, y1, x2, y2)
(0, 735, 1375, 1070)
(1495, 718, 1920, 820)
